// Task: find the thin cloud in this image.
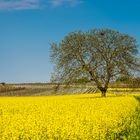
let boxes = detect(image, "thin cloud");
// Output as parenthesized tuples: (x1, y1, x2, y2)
(50, 0, 83, 7)
(0, 0, 41, 10)
(0, 0, 83, 11)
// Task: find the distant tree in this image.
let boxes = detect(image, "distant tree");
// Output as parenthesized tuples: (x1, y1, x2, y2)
(50, 29, 140, 97)
(133, 77, 140, 85)
(0, 82, 6, 86)
(116, 75, 134, 83)
(74, 77, 90, 84)
(116, 75, 140, 87)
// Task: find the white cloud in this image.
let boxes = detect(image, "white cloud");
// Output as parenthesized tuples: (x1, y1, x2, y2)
(0, 0, 83, 10)
(0, 0, 40, 10)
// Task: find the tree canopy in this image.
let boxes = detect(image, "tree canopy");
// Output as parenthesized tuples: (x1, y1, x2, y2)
(51, 29, 140, 97)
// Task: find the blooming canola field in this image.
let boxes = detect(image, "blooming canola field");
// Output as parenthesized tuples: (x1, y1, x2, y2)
(0, 94, 139, 140)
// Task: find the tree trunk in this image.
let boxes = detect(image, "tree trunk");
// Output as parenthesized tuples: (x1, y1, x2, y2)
(98, 87, 107, 97)
(101, 90, 106, 97)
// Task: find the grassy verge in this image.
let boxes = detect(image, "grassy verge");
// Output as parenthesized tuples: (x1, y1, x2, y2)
(118, 95, 140, 140)
(127, 96, 140, 140)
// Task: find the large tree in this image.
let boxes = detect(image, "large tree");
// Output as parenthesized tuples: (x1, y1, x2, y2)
(51, 29, 140, 97)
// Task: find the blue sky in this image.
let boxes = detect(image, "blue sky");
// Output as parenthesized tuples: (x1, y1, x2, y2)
(0, 0, 140, 83)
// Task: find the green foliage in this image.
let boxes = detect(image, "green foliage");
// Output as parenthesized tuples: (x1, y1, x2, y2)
(74, 77, 90, 84)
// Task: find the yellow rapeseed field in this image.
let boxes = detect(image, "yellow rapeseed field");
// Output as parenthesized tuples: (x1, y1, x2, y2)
(0, 94, 139, 140)
(108, 87, 140, 91)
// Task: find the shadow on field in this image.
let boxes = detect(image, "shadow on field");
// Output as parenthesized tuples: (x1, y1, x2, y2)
(76, 96, 101, 99)
(76, 94, 125, 100)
